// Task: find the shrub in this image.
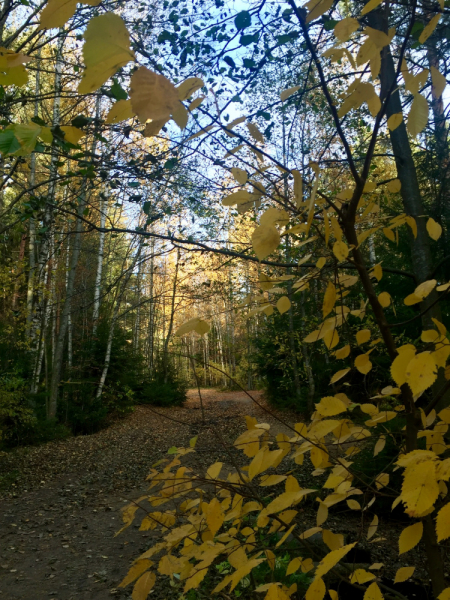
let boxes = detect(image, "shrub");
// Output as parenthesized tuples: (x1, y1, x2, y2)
(0, 373, 36, 448)
(135, 360, 187, 407)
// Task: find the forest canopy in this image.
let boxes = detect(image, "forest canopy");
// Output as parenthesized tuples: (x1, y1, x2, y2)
(1, 0, 450, 598)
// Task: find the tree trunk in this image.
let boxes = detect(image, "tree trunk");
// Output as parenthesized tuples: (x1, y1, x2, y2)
(48, 196, 83, 418)
(92, 188, 107, 336)
(162, 248, 180, 383)
(96, 241, 143, 399)
(371, 11, 440, 326)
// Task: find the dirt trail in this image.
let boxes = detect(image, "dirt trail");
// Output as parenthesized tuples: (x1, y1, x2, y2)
(0, 390, 297, 600)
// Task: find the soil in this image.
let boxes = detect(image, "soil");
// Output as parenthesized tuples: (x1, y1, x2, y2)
(0, 389, 438, 600)
(0, 389, 296, 600)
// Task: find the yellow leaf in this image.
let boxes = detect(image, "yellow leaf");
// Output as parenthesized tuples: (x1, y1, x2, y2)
(262, 490, 313, 517)
(213, 558, 265, 593)
(316, 257, 326, 269)
(431, 66, 447, 98)
(78, 13, 135, 94)
(387, 179, 401, 194)
(277, 296, 291, 315)
(402, 461, 439, 518)
(419, 14, 441, 44)
(387, 113, 403, 131)
(333, 241, 349, 262)
(39, 0, 77, 30)
(60, 126, 84, 145)
(175, 317, 209, 336)
(436, 502, 450, 542)
(262, 208, 289, 227)
(399, 522, 423, 554)
(322, 282, 336, 318)
(265, 549, 276, 570)
(323, 329, 340, 350)
(415, 279, 437, 299)
(335, 345, 350, 360)
(105, 99, 134, 124)
(394, 566, 415, 583)
(184, 568, 208, 592)
(367, 515, 378, 539)
(405, 352, 437, 395)
(7, 123, 40, 155)
(264, 584, 290, 600)
(292, 169, 303, 207)
(259, 474, 287, 486)
(171, 101, 189, 129)
(334, 17, 359, 42)
(223, 189, 251, 206)
(314, 543, 356, 579)
(119, 560, 153, 587)
(356, 329, 371, 345)
(404, 292, 423, 306)
(305, 0, 333, 23)
(378, 292, 391, 308)
(305, 577, 326, 600)
(246, 122, 264, 143)
(132, 571, 156, 600)
(304, 329, 324, 343)
(188, 96, 205, 111)
(248, 448, 270, 480)
(363, 582, 383, 600)
(230, 167, 247, 185)
(350, 569, 376, 584)
(317, 502, 328, 526)
(330, 368, 351, 384)
(374, 436, 386, 457)
(329, 591, 338, 600)
(302, 558, 315, 573)
(204, 498, 224, 536)
(383, 227, 395, 242)
(426, 217, 442, 241)
(252, 225, 280, 260)
(286, 557, 302, 576)
(438, 589, 450, 600)
(407, 93, 428, 138)
(144, 118, 167, 137)
(391, 345, 416, 387)
(158, 554, 187, 576)
(355, 353, 372, 375)
(280, 86, 300, 101)
(322, 529, 344, 549)
(115, 503, 140, 536)
(206, 462, 222, 479)
(130, 66, 178, 123)
(177, 77, 203, 100)
(361, 0, 383, 15)
(347, 499, 361, 510)
(315, 396, 347, 417)
(259, 273, 274, 291)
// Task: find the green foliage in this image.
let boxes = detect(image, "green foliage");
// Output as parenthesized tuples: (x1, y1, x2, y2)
(135, 360, 187, 407)
(0, 373, 35, 447)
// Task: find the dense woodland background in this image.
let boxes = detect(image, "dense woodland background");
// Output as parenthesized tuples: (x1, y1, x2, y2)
(0, 0, 449, 447)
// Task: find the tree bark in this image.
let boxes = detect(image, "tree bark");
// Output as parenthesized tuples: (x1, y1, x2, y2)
(370, 11, 441, 326)
(162, 248, 180, 382)
(92, 188, 107, 336)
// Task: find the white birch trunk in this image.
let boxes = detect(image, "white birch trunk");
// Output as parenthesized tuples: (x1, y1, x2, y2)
(96, 241, 143, 400)
(92, 188, 107, 335)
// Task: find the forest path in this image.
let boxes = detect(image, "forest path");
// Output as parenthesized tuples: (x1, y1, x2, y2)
(0, 389, 297, 600)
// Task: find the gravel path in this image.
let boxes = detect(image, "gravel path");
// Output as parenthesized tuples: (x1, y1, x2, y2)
(0, 390, 297, 600)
